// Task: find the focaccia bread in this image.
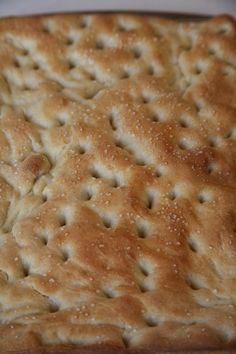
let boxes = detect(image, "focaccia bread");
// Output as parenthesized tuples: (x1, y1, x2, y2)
(0, 12, 235, 353)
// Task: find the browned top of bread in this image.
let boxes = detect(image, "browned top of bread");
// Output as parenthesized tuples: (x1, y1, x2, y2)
(0, 13, 235, 353)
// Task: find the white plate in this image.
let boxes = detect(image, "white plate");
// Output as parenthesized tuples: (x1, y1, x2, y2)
(0, 0, 236, 18)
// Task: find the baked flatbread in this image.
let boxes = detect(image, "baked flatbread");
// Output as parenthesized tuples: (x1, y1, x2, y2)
(0, 13, 235, 353)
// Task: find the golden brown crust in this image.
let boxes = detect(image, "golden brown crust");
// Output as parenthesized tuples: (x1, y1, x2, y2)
(6, 347, 236, 354)
(0, 12, 236, 353)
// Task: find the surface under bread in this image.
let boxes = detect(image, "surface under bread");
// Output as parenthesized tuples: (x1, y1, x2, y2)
(0, 12, 235, 353)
